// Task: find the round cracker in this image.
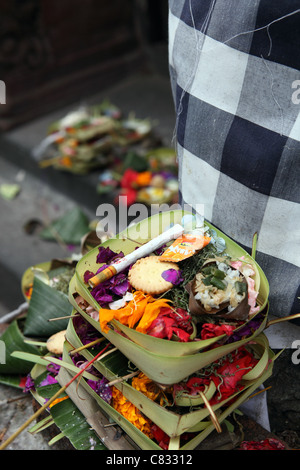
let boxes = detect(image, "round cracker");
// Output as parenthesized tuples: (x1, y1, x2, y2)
(128, 256, 179, 295)
(46, 329, 67, 355)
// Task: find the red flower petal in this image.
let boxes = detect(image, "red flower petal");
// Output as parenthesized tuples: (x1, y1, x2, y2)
(201, 323, 236, 340)
(239, 438, 285, 450)
(18, 376, 27, 389)
(146, 307, 193, 342)
(151, 424, 170, 449)
(119, 188, 138, 206)
(171, 327, 191, 342)
(120, 169, 139, 189)
(185, 377, 210, 394)
(210, 347, 258, 403)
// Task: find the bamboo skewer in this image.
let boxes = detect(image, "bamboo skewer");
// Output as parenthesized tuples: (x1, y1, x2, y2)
(0, 343, 112, 451)
(95, 347, 118, 361)
(199, 391, 222, 434)
(69, 337, 106, 355)
(48, 314, 79, 322)
(266, 312, 300, 328)
(107, 371, 140, 387)
(246, 385, 272, 401)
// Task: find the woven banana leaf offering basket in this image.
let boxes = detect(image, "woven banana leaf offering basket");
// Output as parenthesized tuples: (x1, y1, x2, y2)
(39, 208, 279, 450)
(3, 210, 298, 451)
(55, 312, 276, 450)
(70, 210, 269, 380)
(4, 209, 278, 451)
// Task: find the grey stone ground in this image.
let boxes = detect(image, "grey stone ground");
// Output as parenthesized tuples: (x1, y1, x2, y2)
(0, 70, 299, 450)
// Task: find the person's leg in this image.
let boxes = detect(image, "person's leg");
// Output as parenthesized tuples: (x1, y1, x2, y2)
(168, 0, 300, 320)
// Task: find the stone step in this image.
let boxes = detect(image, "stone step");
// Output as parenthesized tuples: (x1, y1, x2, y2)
(0, 73, 175, 213)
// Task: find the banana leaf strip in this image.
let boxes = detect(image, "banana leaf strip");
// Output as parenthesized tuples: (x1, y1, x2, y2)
(23, 277, 73, 337)
(0, 320, 41, 375)
(29, 363, 106, 450)
(39, 207, 90, 245)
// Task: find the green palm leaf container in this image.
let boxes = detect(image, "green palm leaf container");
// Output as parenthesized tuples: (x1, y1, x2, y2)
(64, 314, 274, 440)
(68, 210, 270, 384)
(69, 277, 269, 386)
(61, 318, 277, 450)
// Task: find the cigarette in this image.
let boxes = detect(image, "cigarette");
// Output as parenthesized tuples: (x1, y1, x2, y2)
(88, 224, 184, 288)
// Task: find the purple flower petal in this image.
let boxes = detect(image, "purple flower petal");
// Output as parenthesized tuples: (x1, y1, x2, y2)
(96, 246, 116, 263)
(87, 377, 112, 403)
(109, 272, 126, 287)
(111, 279, 130, 296)
(86, 379, 98, 393)
(96, 247, 124, 264)
(97, 293, 114, 305)
(91, 281, 110, 297)
(89, 260, 130, 304)
(83, 270, 95, 283)
(23, 374, 35, 393)
(97, 377, 112, 403)
(91, 288, 114, 306)
(73, 316, 100, 344)
(153, 243, 167, 256)
(40, 375, 58, 387)
(46, 360, 61, 376)
(227, 314, 263, 344)
(161, 269, 183, 286)
(111, 251, 125, 263)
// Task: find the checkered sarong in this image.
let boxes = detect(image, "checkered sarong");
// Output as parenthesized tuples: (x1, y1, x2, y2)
(169, 0, 300, 319)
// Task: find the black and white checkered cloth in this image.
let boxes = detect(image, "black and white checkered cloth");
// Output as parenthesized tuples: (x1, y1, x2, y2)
(168, 0, 300, 320)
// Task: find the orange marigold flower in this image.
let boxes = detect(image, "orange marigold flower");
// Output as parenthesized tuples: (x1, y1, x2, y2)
(112, 387, 153, 438)
(135, 171, 152, 187)
(60, 156, 73, 167)
(132, 373, 173, 406)
(49, 395, 69, 408)
(132, 373, 157, 399)
(99, 290, 171, 334)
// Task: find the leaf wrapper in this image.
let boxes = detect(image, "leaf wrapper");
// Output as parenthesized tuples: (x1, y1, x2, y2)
(185, 258, 251, 321)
